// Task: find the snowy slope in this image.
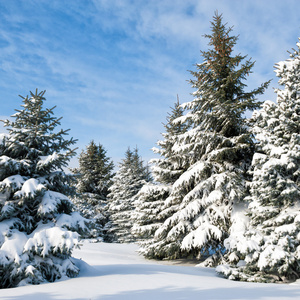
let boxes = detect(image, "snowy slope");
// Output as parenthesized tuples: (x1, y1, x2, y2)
(1, 241, 300, 300)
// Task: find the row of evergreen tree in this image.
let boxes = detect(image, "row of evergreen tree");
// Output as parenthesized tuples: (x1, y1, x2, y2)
(72, 13, 300, 283)
(0, 12, 299, 288)
(71, 143, 151, 243)
(0, 85, 151, 288)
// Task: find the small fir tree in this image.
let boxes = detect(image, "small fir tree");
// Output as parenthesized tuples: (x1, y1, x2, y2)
(151, 96, 190, 184)
(133, 97, 189, 254)
(142, 12, 269, 261)
(0, 90, 88, 288)
(75, 141, 114, 197)
(105, 147, 151, 243)
(72, 141, 114, 239)
(217, 39, 300, 283)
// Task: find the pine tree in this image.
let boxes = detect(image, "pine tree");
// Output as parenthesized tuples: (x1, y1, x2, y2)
(0, 90, 88, 288)
(105, 147, 151, 243)
(142, 12, 269, 261)
(72, 141, 114, 239)
(133, 97, 189, 254)
(217, 38, 300, 283)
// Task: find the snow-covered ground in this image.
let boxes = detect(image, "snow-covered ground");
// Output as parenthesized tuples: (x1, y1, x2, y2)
(2, 241, 300, 300)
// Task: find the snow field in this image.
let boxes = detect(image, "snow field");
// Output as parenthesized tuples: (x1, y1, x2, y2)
(1, 241, 300, 300)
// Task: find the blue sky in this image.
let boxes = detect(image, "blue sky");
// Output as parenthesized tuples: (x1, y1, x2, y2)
(0, 0, 299, 168)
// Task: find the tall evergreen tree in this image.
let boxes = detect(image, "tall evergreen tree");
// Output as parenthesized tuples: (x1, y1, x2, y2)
(72, 141, 114, 238)
(0, 90, 88, 288)
(105, 147, 151, 243)
(141, 12, 269, 261)
(217, 38, 300, 283)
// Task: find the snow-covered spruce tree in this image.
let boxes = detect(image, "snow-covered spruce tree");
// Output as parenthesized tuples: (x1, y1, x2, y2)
(217, 39, 300, 283)
(142, 12, 270, 261)
(105, 147, 151, 243)
(0, 90, 88, 288)
(133, 97, 189, 250)
(71, 141, 114, 239)
(151, 96, 190, 185)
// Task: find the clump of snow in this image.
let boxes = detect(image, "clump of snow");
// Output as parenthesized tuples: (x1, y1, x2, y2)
(172, 162, 206, 190)
(24, 227, 79, 257)
(0, 155, 13, 165)
(229, 202, 249, 234)
(182, 224, 222, 250)
(257, 245, 291, 270)
(0, 175, 25, 191)
(0, 230, 28, 259)
(25, 265, 36, 276)
(56, 211, 90, 233)
(37, 153, 60, 168)
(37, 191, 70, 215)
(14, 178, 45, 198)
(0, 219, 21, 244)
